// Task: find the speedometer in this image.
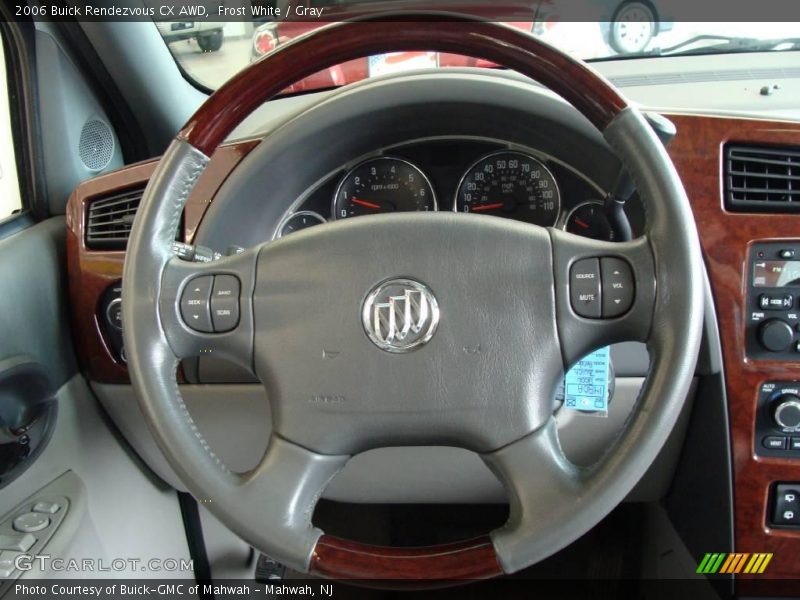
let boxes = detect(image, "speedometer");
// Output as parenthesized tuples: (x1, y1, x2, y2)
(333, 157, 437, 219)
(455, 151, 560, 226)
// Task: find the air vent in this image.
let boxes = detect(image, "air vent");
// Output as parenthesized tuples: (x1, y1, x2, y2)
(725, 144, 800, 212)
(85, 187, 143, 249)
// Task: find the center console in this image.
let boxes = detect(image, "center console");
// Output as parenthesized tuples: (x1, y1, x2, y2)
(747, 242, 800, 360)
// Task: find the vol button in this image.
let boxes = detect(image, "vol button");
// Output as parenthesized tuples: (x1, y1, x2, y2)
(600, 257, 635, 318)
(758, 319, 794, 352)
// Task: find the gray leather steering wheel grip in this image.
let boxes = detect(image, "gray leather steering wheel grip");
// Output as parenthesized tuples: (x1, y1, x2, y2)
(122, 15, 703, 579)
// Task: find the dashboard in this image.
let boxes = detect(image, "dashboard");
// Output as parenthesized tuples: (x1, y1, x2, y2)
(63, 67, 800, 583)
(272, 138, 643, 242)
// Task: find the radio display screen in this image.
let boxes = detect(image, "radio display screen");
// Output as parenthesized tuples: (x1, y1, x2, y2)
(753, 260, 800, 288)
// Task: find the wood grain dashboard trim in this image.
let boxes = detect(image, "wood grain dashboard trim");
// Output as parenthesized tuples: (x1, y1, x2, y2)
(667, 113, 800, 583)
(65, 139, 259, 383)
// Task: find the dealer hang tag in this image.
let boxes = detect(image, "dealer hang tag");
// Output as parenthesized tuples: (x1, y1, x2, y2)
(562, 345, 611, 417)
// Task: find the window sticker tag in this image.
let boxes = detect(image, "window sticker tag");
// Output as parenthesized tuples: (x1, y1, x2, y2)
(562, 346, 610, 416)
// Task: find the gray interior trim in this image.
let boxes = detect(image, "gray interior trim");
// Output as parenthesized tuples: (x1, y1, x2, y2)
(0, 218, 75, 387)
(123, 140, 346, 573)
(0, 471, 82, 584)
(78, 19, 205, 156)
(34, 26, 122, 215)
(608, 66, 800, 88)
(93, 377, 694, 504)
(1, 375, 191, 577)
(483, 106, 703, 574)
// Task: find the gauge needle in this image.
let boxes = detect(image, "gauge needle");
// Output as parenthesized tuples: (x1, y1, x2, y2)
(471, 202, 504, 212)
(352, 197, 381, 210)
(574, 218, 590, 229)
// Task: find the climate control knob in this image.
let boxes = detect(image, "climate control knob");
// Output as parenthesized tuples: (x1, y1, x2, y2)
(758, 319, 795, 352)
(774, 395, 800, 431)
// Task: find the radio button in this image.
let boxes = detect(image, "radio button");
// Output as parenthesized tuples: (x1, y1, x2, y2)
(210, 275, 241, 333)
(600, 257, 635, 318)
(759, 319, 795, 352)
(180, 276, 214, 333)
(759, 294, 794, 310)
(569, 259, 601, 318)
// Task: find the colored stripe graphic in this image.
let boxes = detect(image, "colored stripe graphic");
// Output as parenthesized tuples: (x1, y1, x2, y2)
(719, 553, 736, 573)
(698, 553, 773, 574)
(757, 553, 773, 574)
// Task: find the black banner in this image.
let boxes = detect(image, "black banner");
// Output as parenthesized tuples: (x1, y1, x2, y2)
(4, 0, 800, 23)
(4, 577, 798, 600)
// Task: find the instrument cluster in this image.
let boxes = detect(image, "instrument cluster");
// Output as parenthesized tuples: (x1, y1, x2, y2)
(274, 139, 637, 242)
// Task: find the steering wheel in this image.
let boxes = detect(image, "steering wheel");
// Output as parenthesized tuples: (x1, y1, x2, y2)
(123, 14, 703, 581)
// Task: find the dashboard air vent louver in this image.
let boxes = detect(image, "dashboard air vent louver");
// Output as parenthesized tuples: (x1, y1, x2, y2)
(85, 187, 143, 249)
(725, 144, 800, 212)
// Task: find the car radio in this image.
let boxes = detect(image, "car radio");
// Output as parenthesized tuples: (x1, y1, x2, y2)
(747, 242, 800, 360)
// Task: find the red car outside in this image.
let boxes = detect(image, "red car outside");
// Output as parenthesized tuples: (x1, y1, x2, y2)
(250, 1, 541, 93)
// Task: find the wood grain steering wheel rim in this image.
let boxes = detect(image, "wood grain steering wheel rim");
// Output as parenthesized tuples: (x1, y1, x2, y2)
(185, 16, 623, 580)
(179, 16, 627, 154)
(123, 12, 703, 583)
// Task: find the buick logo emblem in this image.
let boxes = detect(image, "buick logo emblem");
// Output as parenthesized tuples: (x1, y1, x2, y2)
(362, 278, 440, 353)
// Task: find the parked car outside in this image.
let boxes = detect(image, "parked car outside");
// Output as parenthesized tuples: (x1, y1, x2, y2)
(156, 18, 226, 52)
(250, 0, 672, 90)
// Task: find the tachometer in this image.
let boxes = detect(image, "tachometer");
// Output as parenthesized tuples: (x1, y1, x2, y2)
(455, 151, 560, 226)
(333, 157, 436, 219)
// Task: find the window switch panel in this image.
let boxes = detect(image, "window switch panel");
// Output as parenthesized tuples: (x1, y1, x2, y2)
(0, 533, 35, 552)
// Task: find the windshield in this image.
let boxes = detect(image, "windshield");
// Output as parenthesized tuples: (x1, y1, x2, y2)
(155, 3, 800, 93)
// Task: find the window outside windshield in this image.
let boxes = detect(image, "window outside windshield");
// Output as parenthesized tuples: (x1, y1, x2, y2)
(155, 1, 800, 93)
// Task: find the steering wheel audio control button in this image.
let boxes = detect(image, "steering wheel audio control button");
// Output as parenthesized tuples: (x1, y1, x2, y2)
(570, 258, 601, 318)
(180, 276, 214, 333)
(211, 275, 241, 332)
(600, 257, 635, 317)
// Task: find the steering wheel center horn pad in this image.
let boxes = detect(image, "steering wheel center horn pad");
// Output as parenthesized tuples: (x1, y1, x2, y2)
(123, 13, 703, 582)
(254, 212, 560, 455)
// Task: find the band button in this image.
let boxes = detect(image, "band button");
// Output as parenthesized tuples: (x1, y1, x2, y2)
(211, 275, 241, 332)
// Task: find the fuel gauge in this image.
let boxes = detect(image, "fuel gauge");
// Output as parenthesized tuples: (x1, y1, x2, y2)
(276, 211, 326, 239)
(564, 201, 615, 242)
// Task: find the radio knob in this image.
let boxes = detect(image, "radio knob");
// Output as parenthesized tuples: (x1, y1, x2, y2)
(758, 319, 794, 352)
(774, 395, 800, 431)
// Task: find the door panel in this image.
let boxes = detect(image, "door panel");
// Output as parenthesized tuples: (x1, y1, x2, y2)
(0, 219, 191, 579)
(0, 219, 75, 386)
